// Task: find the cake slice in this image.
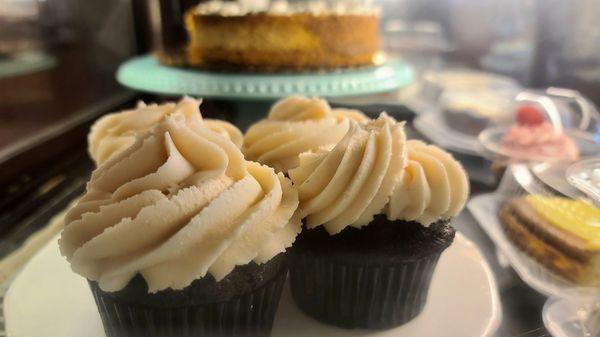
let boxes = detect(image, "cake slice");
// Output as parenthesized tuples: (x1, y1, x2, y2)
(499, 195, 600, 287)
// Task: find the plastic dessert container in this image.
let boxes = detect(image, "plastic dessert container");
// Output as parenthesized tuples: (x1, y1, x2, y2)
(566, 158, 600, 206)
(479, 90, 600, 164)
(468, 164, 600, 297)
(543, 291, 600, 337)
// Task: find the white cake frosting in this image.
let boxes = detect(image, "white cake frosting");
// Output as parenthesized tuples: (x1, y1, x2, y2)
(88, 97, 242, 165)
(243, 95, 368, 173)
(193, 0, 377, 16)
(288, 113, 469, 234)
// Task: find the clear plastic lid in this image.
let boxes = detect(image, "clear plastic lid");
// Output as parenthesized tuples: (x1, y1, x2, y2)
(479, 89, 600, 164)
(566, 158, 600, 206)
(467, 164, 600, 297)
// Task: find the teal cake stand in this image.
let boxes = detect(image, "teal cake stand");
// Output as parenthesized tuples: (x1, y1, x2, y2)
(117, 55, 415, 129)
(116, 55, 414, 100)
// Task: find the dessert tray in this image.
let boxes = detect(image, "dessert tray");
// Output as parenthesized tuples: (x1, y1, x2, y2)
(468, 193, 599, 298)
(5, 233, 500, 337)
(116, 55, 415, 99)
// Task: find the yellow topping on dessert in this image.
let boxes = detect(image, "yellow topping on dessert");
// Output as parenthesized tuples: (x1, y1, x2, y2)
(526, 195, 600, 250)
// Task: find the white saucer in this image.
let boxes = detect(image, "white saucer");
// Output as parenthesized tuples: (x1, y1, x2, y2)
(5, 233, 500, 337)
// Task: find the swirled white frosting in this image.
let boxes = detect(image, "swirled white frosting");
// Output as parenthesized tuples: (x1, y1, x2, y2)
(288, 113, 406, 234)
(61, 110, 300, 293)
(386, 140, 469, 226)
(88, 97, 243, 165)
(243, 95, 368, 173)
(289, 113, 469, 234)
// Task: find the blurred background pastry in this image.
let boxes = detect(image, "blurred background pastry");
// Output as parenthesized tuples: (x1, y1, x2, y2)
(183, 0, 382, 70)
(500, 195, 600, 287)
(440, 89, 516, 136)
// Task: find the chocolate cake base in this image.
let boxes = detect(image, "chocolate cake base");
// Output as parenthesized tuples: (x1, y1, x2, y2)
(288, 215, 455, 330)
(89, 253, 287, 337)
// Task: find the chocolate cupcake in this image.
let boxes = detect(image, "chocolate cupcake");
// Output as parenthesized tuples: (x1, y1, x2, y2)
(287, 113, 469, 329)
(243, 95, 368, 173)
(60, 108, 300, 337)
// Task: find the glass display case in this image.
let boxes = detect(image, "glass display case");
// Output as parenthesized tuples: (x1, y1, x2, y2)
(0, 1, 599, 337)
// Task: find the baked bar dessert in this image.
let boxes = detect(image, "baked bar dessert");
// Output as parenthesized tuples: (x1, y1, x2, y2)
(499, 195, 600, 286)
(184, 0, 382, 70)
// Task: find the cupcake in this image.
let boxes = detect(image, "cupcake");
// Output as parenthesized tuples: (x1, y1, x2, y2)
(60, 107, 300, 337)
(287, 113, 469, 329)
(89, 96, 242, 165)
(243, 95, 368, 173)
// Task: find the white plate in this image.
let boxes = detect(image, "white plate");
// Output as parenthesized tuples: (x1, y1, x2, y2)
(414, 112, 484, 156)
(468, 193, 599, 298)
(5, 233, 500, 337)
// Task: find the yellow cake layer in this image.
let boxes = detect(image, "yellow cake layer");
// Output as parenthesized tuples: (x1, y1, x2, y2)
(525, 195, 600, 250)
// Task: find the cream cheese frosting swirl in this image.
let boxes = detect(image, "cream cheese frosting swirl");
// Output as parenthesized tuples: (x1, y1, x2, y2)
(288, 113, 406, 234)
(387, 140, 469, 226)
(243, 95, 368, 173)
(289, 113, 469, 234)
(61, 110, 300, 293)
(89, 97, 243, 165)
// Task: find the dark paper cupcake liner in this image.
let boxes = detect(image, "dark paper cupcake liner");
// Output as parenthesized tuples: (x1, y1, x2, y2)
(89, 266, 287, 337)
(289, 246, 442, 329)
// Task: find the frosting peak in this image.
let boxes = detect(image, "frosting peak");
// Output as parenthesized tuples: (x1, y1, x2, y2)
(267, 95, 330, 121)
(88, 97, 243, 165)
(387, 140, 469, 226)
(62, 109, 299, 292)
(289, 113, 469, 233)
(289, 114, 406, 234)
(243, 95, 368, 173)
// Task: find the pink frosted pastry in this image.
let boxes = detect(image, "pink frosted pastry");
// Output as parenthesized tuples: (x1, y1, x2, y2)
(501, 105, 579, 162)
